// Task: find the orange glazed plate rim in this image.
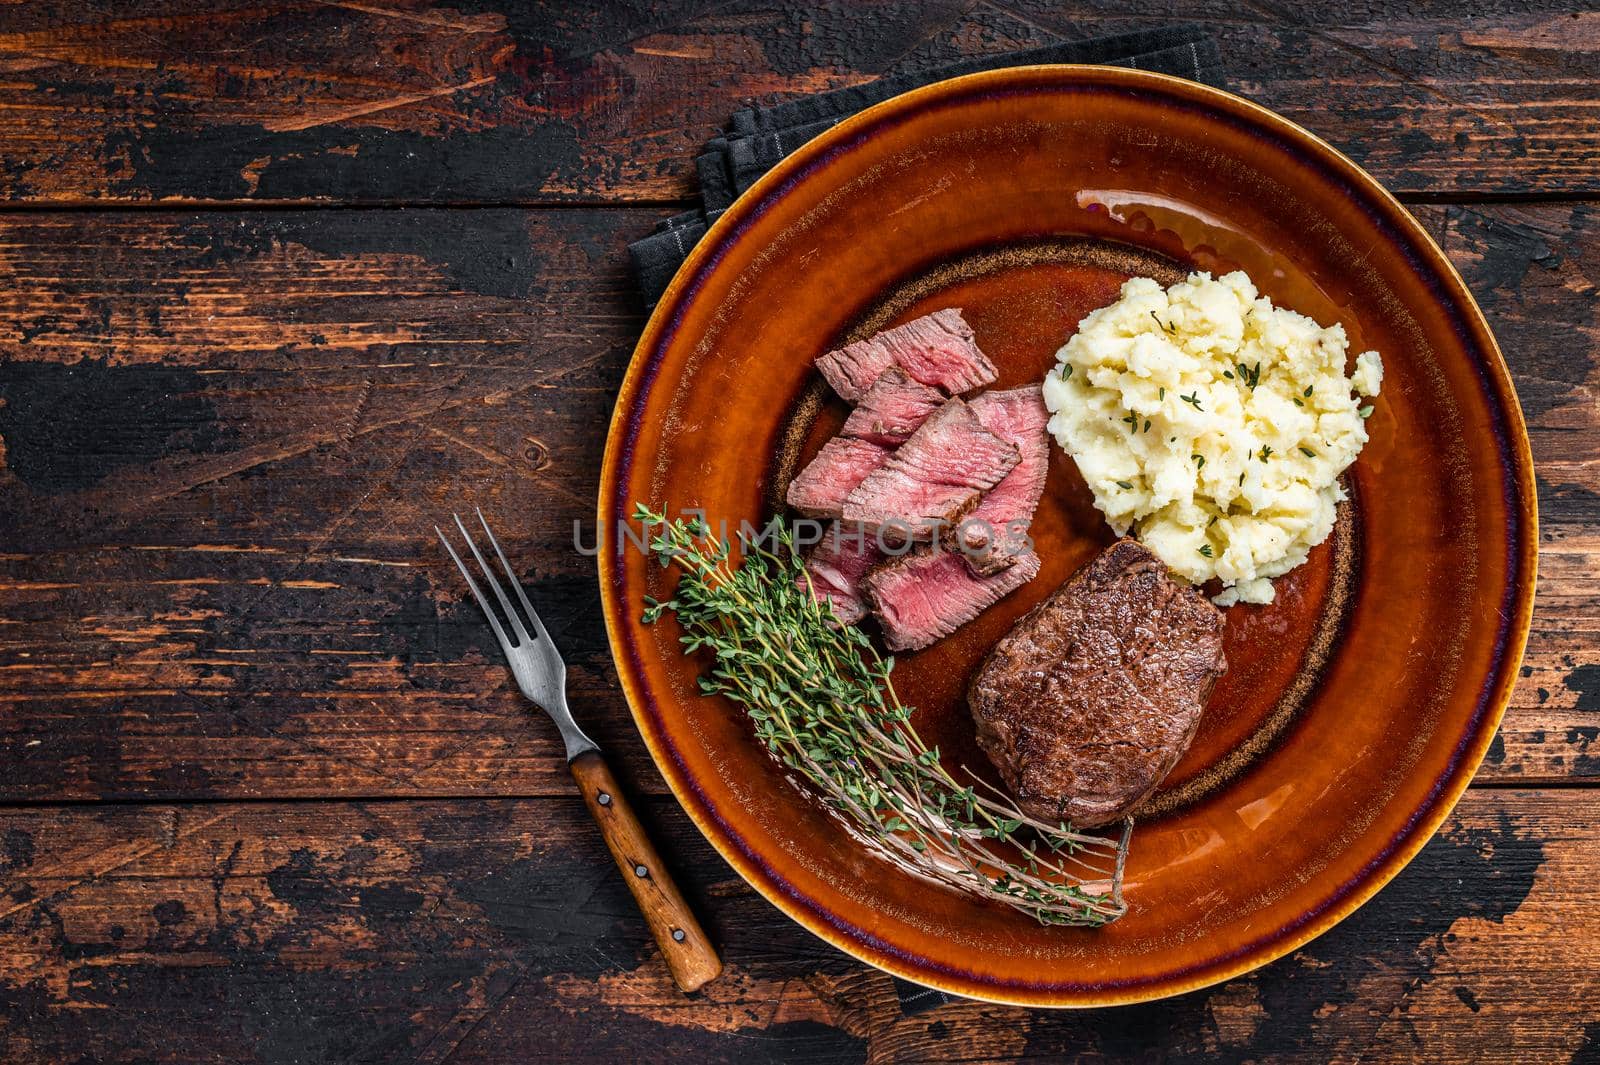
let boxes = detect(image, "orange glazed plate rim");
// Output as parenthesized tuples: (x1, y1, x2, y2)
(597, 66, 1538, 1007)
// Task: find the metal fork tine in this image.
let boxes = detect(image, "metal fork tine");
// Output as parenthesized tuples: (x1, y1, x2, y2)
(436, 524, 515, 655)
(476, 507, 552, 645)
(453, 513, 531, 646)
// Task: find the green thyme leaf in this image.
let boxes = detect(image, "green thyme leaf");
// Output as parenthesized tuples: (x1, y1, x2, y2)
(635, 506, 1130, 929)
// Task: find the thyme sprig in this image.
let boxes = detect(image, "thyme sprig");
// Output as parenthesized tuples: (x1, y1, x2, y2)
(634, 505, 1130, 926)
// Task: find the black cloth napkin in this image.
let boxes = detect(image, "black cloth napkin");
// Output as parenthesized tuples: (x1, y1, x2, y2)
(629, 26, 1226, 306)
(627, 26, 1226, 1014)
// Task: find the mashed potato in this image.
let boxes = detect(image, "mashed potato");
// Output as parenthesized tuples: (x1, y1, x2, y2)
(1041, 271, 1381, 605)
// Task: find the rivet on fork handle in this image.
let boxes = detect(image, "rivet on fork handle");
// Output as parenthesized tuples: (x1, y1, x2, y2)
(569, 750, 723, 992)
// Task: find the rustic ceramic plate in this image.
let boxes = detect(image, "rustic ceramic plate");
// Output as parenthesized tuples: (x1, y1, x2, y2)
(598, 67, 1536, 1006)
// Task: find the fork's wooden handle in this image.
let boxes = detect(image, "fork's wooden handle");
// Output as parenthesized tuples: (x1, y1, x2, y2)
(569, 751, 722, 992)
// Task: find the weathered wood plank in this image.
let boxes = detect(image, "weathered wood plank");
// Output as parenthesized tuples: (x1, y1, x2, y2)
(0, 790, 1593, 1064)
(1437, 203, 1600, 783)
(0, 1, 1596, 203)
(0, 203, 1594, 802)
(0, 208, 661, 800)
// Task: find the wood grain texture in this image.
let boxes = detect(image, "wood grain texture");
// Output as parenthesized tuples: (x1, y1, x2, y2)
(0, 1, 1596, 203)
(569, 750, 722, 991)
(0, 790, 1593, 1064)
(0, 204, 1593, 802)
(0, 208, 654, 801)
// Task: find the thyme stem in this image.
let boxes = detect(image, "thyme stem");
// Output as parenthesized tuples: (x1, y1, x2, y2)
(634, 504, 1130, 926)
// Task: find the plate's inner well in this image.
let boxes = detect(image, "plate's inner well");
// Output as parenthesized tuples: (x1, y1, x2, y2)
(770, 240, 1358, 823)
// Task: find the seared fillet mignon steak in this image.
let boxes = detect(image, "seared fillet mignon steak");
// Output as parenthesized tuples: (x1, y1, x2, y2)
(842, 398, 1020, 541)
(841, 367, 947, 446)
(865, 548, 1041, 653)
(957, 386, 1051, 575)
(798, 524, 883, 626)
(785, 437, 891, 520)
(968, 539, 1227, 828)
(788, 309, 1042, 644)
(816, 308, 996, 402)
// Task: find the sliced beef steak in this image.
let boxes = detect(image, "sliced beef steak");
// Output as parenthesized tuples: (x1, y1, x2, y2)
(968, 539, 1226, 828)
(842, 398, 1019, 541)
(865, 548, 1040, 652)
(798, 523, 883, 626)
(817, 308, 997, 402)
(786, 437, 890, 519)
(841, 367, 947, 446)
(957, 386, 1051, 575)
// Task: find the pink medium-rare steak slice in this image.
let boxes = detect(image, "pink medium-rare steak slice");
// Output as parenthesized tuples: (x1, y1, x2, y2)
(786, 437, 890, 520)
(968, 539, 1227, 829)
(797, 524, 883, 626)
(816, 309, 998, 402)
(865, 548, 1041, 652)
(840, 367, 947, 446)
(956, 386, 1052, 575)
(842, 398, 1020, 541)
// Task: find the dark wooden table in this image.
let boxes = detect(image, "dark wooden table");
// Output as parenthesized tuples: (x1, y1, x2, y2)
(0, 3, 1596, 1062)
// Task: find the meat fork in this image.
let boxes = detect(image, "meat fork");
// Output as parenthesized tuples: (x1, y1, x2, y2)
(437, 510, 721, 992)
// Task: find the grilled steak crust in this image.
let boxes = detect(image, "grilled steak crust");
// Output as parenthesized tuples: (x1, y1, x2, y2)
(968, 539, 1226, 828)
